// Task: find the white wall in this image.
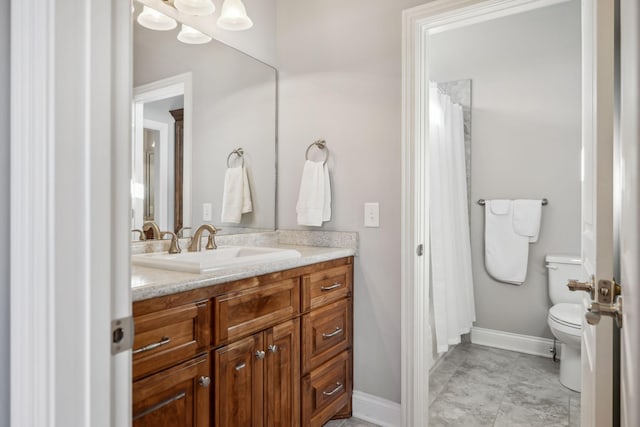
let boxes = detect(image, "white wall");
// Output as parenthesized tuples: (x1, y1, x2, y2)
(429, 1, 582, 338)
(276, 0, 430, 403)
(0, 0, 9, 422)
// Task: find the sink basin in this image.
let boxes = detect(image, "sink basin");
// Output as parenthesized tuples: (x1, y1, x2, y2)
(131, 246, 302, 274)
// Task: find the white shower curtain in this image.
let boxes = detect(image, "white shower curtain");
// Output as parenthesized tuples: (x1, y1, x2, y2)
(429, 83, 476, 354)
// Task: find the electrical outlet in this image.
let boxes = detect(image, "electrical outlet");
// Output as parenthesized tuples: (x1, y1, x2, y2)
(202, 203, 212, 221)
(364, 202, 379, 227)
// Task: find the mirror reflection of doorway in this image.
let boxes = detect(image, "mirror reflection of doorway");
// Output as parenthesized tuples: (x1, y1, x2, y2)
(143, 128, 158, 222)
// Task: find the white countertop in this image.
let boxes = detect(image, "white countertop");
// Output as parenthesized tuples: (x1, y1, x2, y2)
(131, 245, 355, 302)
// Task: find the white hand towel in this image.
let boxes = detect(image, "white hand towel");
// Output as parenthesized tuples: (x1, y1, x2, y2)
(512, 199, 542, 242)
(322, 163, 331, 222)
(484, 200, 530, 284)
(221, 166, 252, 224)
(296, 160, 331, 226)
(242, 166, 253, 214)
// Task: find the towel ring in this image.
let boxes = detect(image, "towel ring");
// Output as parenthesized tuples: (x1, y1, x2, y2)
(226, 148, 244, 168)
(305, 140, 329, 165)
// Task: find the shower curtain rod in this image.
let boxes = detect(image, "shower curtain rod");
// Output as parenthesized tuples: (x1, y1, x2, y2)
(477, 198, 549, 206)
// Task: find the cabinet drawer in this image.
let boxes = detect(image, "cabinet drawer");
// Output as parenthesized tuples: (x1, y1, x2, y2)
(133, 300, 210, 380)
(302, 298, 352, 374)
(213, 278, 300, 346)
(302, 350, 353, 427)
(302, 264, 352, 311)
(133, 353, 210, 427)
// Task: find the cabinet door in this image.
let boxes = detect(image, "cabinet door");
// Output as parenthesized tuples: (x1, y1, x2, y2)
(265, 319, 300, 427)
(133, 354, 210, 427)
(215, 333, 265, 427)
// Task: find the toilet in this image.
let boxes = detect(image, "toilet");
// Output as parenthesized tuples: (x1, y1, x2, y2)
(546, 254, 584, 392)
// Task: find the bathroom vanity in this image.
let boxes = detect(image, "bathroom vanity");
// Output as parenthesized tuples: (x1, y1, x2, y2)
(131, 249, 354, 427)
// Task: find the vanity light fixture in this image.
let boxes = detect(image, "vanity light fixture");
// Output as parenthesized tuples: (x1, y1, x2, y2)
(217, 0, 253, 31)
(177, 24, 213, 44)
(137, 5, 178, 31)
(173, 0, 216, 16)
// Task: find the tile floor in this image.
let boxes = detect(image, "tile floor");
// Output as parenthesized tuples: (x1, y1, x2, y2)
(325, 343, 580, 427)
(324, 418, 380, 427)
(429, 343, 580, 427)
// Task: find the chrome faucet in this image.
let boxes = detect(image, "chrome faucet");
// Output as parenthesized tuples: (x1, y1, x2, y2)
(161, 231, 181, 254)
(189, 224, 218, 252)
(142, 221, 162, 240)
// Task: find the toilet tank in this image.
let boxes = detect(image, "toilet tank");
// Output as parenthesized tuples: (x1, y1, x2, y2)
(546, 254, 584, 305)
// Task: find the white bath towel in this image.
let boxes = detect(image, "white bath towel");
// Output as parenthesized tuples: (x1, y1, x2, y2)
(296, 160, 331, 226)
(484, 200, 530, 284)
(513, 199, 542, 242)
(220, 166, 252, 224)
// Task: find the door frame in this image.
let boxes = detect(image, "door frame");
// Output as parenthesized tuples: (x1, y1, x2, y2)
(10, 0, 132, 426)
(400, 0, 577, 425)
(133, 72, 193, 233)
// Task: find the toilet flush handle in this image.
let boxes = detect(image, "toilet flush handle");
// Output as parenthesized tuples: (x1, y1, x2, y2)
(567, 277, 595, 300)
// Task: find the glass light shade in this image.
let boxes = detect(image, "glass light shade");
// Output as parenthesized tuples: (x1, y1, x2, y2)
(137, 6, 177, 31)
(173, 0, 215, 16)
(217, 0, 253, 31)
(177, 24, 213, 44)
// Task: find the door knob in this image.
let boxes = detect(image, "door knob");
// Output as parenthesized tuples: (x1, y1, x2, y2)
(255, 350, 266, 360)
(586, 296, 623, 328)
(567, 278, 595, 299)
(268, 344, 278, 353)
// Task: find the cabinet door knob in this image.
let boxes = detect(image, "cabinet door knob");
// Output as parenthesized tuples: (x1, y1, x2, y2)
(198, 376, 211, 387)
(255, 350, 266, 360)
(268, 344, 278, 353)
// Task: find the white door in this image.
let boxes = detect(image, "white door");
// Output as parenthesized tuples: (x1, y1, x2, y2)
(579, 0, 616, 426)
(619, 1, 640, 425)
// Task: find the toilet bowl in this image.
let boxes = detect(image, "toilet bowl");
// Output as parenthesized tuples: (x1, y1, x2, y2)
(546, 255, 584, 392)
(548, 302, 582, 391)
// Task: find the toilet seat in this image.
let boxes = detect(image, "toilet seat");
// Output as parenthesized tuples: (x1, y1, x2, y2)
(549, 303, 582, 335)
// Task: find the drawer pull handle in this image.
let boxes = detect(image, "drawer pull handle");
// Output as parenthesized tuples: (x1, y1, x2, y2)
(198, 376, 211, 387)
(268, 344, 278, 353)
(322, 327, 343, 339)
(132, 391, 186, 421)
(321, 282, 343, 292)
(235, 362, 247, 371)
(322, 382, 344, 397)
(132, 336, 171, 355)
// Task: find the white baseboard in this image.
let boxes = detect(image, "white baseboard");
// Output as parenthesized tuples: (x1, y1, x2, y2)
(352, 390, 401, 427)
(470, 327, 557, 358)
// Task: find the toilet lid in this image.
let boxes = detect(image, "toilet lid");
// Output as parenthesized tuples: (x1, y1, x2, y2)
(549, 303, 583, 328)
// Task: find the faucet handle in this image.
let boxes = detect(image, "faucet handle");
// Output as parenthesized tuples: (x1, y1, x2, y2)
(161, 231, 181, 254)
(206, 233, 217, 250)
(131, 229, 146, 241)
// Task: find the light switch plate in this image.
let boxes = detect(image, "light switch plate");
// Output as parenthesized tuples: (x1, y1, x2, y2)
(364, 202, 379, 227)
(202, 203, 212, 221)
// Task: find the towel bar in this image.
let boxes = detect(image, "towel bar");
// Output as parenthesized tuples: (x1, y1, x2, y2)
(305, 139, 329, 165)
(226, 148, 244, 167)
(477, 198, 548, 206)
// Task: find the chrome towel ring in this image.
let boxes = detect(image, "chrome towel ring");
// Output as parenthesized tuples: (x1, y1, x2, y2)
(305, 139, 329, 165)
(227, 148, 244, 168)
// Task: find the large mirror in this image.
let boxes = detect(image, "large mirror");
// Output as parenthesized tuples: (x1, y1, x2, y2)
(132, 3, 276, 237)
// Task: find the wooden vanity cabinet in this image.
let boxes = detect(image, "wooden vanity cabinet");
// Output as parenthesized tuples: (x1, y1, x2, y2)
(133, 354, 210, 427)
(301, 263, 353, 426)
(214, 319, 300, 427)
(132, 256, 354, 427)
